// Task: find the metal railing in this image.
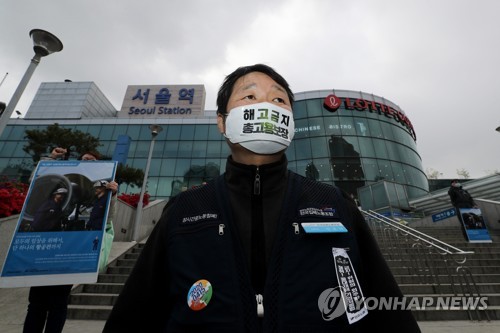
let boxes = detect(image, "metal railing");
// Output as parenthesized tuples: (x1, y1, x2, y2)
(362, 209, 490, 321)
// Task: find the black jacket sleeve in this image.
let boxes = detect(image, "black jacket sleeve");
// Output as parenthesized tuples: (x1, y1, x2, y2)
(344, 195, 421, 332)
(103, 202, 173, 333)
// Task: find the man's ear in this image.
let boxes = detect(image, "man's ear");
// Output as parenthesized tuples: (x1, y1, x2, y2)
(217, 114, 225, 134)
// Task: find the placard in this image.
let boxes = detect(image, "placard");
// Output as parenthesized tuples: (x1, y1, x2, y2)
(0, 160, 117, 288)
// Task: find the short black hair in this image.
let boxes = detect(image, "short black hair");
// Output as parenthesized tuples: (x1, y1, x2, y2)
(78, 150, 101, 160)
(216, 64, 294, 115)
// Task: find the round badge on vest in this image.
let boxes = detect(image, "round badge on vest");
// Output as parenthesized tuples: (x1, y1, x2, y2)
(187, 279, 213, 311)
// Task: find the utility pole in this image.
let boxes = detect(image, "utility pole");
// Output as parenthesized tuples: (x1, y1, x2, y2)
(0, 72, 8, 88)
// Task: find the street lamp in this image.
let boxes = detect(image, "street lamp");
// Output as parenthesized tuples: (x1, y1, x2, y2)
(132, 124, 163, 241)
(0, 29, 63, 138)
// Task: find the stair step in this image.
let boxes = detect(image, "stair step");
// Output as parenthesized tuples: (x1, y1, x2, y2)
(67, 304, 113, 320)
(411, 306, 500, 321)
(67, 225, 500, 322)
(69, 293, 119, 306)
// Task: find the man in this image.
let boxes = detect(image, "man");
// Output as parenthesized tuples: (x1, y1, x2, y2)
(104, 64, 420, 332)
(30, 188, 67, 232)
(448, 179, 477, 208)
(23, 150, 117, 333)
(448, 179, 479, 241)
(86, 180, 110, 231)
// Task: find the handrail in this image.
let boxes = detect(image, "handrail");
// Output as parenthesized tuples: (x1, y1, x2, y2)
(363, 209, 489, 321)
(475, 198, 500, 205)
(362, 209, 474, 255)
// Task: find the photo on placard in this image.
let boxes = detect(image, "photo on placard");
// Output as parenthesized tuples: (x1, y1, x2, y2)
(0, 160, 117, 288)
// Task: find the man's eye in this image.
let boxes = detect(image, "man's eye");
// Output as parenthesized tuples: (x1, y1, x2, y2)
(273, 97, 286, 104)
(243, 95, 256, 100)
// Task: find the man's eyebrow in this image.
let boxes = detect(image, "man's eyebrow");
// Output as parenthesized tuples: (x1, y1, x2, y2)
(272, 84, 287, 94)
(240, 83, 256, 91)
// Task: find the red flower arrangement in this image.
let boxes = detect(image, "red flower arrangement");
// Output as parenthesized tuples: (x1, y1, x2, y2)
(0, 178, 29, 218)
(118, 192, 150, 208)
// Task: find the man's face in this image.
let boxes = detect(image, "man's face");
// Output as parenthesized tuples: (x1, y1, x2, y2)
(216, 71, 293, 160)
(53, 194, 65, 203)
(94, 186, 105, 196)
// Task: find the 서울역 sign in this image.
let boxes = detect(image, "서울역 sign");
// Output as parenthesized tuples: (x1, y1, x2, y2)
(119, 85, 206, 118)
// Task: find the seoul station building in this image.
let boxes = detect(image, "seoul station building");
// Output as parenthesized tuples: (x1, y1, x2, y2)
(0, 81, 428, 201)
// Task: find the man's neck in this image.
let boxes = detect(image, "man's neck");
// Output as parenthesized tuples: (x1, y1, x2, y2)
(231, 151, 284, 166)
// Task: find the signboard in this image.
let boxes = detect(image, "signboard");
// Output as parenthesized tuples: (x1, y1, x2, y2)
(432, 207, 457, 222)
(0, 160, 117, 288)
(323, 94, 416, 140)
(457, 207, 492, 243)
(119, 84, 206, 118)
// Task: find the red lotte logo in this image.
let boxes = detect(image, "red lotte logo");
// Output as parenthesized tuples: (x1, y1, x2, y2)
(322, 94, 416, 141)
(324, 94, 342, 111)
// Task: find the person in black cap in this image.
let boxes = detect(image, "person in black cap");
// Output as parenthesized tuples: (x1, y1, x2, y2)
(30, 188, 68, 232)
(24, 151, 118, 333)
(86, 180, 111, 231)
(448, 179, 479, 240)
(448, 179, 477, 209)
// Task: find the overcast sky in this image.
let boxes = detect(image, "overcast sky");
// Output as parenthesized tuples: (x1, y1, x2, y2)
(1, 0, 499, 179)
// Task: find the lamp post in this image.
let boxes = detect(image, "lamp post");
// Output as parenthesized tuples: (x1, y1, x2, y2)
(132, 124, 163, 241)
(0, 29, 63, 138)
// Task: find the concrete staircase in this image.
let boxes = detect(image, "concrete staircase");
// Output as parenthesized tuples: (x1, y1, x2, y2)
(372, 224, 500, 321)
(67, 243, 144, 320)
(67, 223, 500, 322)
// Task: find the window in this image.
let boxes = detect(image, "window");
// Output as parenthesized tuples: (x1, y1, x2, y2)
(174, 159, 191, 177)
(134, 141, 150, 158)
(293, 139, 312, 160)
(353, 117, 369, 136)
(180, 125, 195, 140)
(373, 139, 388, 159)
(324, 116, 342, 136)
(340, 117, 356, 136)
(166, 126, 181, 140)
(206, 142, 221, 158)
(305, 99, 323, 117)
(307, 117, 325, 137)
(380, 122, 395, 140)
(178, 142, 193, 158)
(293, 101, 307, 119)
(164, 141, 179, 156)
(310, 137, 328, 158)
(191, 141, 207, 158)
(194, 125, 209, 140)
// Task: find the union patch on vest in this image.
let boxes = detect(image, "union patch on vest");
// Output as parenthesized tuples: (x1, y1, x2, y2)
(298, 206, 339, 218)
(182, 213, 218, 224)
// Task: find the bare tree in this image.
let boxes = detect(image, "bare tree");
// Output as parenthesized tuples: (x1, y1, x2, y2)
(456, 168, 470, 179)
(425, 168, 442, 179)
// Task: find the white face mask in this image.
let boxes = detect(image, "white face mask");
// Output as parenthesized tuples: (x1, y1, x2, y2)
(453, 182, 461, 188)
(223, 102, 295, 154)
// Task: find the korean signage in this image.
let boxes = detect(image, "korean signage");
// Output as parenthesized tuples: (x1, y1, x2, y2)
(323, 94, 416, 141)
(119, 84, 206, 118)
(432, 207, 457, 222)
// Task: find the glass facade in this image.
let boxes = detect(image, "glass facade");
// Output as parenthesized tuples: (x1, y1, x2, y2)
(288, 90, 428, 199)
(0, 83, 428, 201)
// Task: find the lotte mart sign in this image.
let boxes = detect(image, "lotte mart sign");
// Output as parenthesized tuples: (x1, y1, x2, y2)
(119, 85, 206, 118)
(323, 94, 416, 141)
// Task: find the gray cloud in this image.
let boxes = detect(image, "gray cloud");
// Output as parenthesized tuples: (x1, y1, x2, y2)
(1, 0, 499, 179)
